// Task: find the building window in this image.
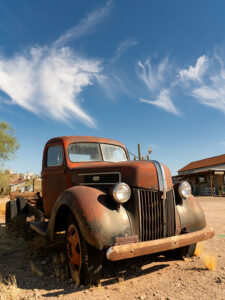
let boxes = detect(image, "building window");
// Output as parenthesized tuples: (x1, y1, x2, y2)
(199, 177, 206, 184)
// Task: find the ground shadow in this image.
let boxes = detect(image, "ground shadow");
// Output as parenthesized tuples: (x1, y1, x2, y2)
(0, 221, 178, 298)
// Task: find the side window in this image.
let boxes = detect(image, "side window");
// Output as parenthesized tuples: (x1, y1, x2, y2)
(47, 145, 63, 167)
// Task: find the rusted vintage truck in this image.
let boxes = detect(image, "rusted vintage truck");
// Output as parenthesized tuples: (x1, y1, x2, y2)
(5, 136, 215, 285)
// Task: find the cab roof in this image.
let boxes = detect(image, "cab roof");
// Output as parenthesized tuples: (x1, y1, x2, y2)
(46, 136, 126, 149)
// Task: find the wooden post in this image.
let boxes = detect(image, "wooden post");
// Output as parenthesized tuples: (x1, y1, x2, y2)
(138, 143, 141, 160)
(198, 177, 200, 195)
(210, 175, 213, 196)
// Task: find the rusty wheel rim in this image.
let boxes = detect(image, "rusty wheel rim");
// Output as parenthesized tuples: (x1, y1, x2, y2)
(66, 224, 82, 276)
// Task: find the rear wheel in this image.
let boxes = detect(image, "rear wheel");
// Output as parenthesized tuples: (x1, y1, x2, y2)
(5, 200, 18, 224)
(66, 215, 102, 287)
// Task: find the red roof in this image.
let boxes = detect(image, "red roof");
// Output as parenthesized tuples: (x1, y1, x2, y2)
(178, 153, 225, 172)
(10, 179, 25, 185)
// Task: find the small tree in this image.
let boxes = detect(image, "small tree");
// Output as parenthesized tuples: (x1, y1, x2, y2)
(0, 121, 20, 194)
(0, 121, 20, 167)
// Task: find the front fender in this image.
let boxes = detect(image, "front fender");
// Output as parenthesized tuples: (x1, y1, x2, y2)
(176, 194, 206, 233)
(47, 186, 131, 250)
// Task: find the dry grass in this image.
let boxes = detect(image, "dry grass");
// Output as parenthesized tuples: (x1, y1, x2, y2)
(0, 275, 35, 300)
(0, 196, 8, 217)
(202, 253, 216, 271)
(194, 242, 204, 256)
(0, 217, 46, 299)
(0, 202, 6, 216)
(194, 242, 216, 271)
(34, 179, 42, 192)
(0, 275, 18, 300)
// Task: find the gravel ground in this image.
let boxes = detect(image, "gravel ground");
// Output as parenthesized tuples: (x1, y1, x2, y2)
(0, 196, 224, 300)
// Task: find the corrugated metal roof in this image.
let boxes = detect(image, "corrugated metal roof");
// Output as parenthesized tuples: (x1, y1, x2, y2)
(178, 153, 225, 172)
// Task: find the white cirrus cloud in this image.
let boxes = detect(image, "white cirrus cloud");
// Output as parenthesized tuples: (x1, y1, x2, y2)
(136, 57, 172, 92)
(179, 55, 208, 84)
(192, 69, 225, 113)
(53, 0, 113, 48)
(181, 52, 225, 115)
(0, 47, 102, 127)
(0, 1, 115, 127)
(110, 38, 138, 63)
(97, 38, 138, 100)
(137, 57, 180, 115)
(140, 88, 180, 116)
(137, 51, 225, 117)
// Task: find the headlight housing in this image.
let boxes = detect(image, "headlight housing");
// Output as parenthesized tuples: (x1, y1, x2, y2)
(178, 181, 192, 199)
(112, 182, 131, 204)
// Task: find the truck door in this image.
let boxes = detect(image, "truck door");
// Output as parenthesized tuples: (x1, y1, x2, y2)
(42, 143, 66, 218)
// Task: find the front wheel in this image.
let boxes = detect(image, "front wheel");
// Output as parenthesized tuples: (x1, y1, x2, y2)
(170, 243, 196, 259)
(66, 215, 102, 287)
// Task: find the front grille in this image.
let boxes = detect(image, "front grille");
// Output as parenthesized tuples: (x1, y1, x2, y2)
(138, 189, 176, 241)
(166, 190, 176, 237)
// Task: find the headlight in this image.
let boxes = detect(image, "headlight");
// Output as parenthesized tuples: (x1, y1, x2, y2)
(112, 182, 131, 204)
(178, 181, 191, 198)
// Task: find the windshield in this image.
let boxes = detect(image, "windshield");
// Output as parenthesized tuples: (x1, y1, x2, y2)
(101, 144, 127, 162)
(68, 143, 128, 163)
(68, 143, 102, 162)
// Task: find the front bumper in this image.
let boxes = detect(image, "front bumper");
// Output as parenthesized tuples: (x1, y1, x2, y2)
(106, 226, 215, 261)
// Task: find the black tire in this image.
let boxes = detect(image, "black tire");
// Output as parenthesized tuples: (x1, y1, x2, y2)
(66, 214, 102, 286)
(16, 197, 27, 213)
(170, 243, 196, 259)
(5, 200, 18, 224)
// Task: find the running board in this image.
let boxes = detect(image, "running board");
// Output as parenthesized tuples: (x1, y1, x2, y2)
(30, 221, 49, 236)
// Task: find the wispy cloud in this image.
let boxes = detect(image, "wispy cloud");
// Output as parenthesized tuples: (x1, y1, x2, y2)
(110, 38, 138, 63)
(136, 57, 171, 92)
(0, 47, 101, 127)
(97, 71, 132, 99)
(179, 55, 208, 84)
(136, 57, 180, 115)
(97, 38, 138, 99)
(136, 51, 225, 117)
(53, 0, 113, 48)
(140, 89, 180, 116)
(181, 53, 225, 115)
(0, 2, 114, 127)
(192, 73, 225, 113)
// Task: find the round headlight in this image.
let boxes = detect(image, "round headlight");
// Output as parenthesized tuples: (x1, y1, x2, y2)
(178, 181, 192, 198)
(113, 182, 131, 204)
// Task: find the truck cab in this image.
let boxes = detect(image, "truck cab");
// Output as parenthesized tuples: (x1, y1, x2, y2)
(41, 136, 130, 217)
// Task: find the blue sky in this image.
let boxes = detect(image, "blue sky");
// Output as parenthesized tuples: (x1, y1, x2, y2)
(1, 0, 225, 175)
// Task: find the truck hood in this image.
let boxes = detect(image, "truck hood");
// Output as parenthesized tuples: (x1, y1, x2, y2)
(69, 160, 173, 191)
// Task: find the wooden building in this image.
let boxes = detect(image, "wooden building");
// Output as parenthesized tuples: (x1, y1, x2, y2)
(174, 154, 225, 196)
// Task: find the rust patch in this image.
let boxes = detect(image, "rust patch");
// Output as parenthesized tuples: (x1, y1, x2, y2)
(115, 235, 139, 245)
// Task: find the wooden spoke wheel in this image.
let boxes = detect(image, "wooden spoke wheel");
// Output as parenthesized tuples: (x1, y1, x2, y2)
(66, 224, 82, 277)
(66, 214, 103, 286)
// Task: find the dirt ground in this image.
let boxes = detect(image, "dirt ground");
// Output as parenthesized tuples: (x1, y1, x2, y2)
(0, 196, 224, 300)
